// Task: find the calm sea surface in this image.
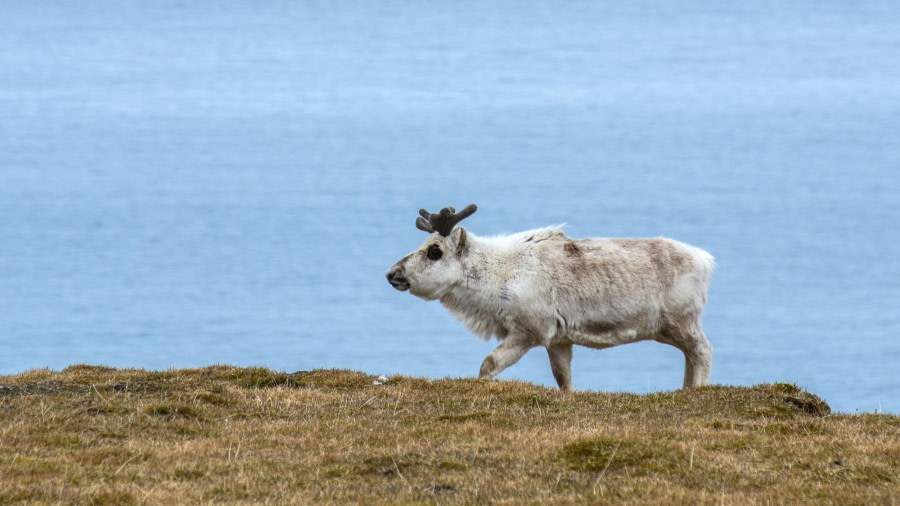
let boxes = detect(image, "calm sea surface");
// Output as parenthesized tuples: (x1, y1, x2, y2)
(1, 1, 898, 412)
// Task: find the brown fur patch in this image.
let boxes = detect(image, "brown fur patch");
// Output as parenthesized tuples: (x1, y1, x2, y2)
(670, 248, 693, 273)
(639, 240, 693, 285)
(645, 241, 671, 285)
(563, 241, 581, 257)
(583, 321, 621, 334)
(567, 261, 594, 280)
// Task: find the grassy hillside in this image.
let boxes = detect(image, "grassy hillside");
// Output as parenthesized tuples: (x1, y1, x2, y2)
(0, 365, 897, 504)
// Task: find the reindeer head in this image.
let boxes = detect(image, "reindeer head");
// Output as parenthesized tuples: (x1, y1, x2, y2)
(386, 204, 477, 300)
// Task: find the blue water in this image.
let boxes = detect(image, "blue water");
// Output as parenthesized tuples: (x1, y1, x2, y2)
(1, 1, 898, 412)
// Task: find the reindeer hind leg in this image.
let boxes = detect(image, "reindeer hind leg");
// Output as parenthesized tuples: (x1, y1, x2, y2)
(547, 342, 573, 391)
(658, 316, 712, 388)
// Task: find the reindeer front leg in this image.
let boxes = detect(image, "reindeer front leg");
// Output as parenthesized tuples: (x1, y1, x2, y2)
(478, 335, 534, 380)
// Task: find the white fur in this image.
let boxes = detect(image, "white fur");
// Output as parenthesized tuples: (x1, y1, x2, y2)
(387, 225, 714, 390)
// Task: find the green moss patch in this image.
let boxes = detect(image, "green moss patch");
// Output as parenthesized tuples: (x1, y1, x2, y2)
(560, 436, 685, 475)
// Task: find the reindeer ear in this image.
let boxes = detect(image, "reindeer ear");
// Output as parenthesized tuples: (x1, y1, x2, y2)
(450, 227, 468, 255)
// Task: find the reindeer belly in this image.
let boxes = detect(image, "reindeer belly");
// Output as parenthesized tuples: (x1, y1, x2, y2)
(566, 321, 648, 349)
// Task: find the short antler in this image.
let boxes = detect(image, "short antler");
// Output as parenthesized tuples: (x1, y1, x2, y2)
(415, 204, 478, 236)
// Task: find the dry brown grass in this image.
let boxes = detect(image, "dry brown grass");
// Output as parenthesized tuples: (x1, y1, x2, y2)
(0, 365, 897, 504)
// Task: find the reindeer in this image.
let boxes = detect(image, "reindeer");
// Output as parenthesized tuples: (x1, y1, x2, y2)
(386, 204, 715, 391)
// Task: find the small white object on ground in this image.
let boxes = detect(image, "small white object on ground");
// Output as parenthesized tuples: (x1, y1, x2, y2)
(372, 375, 389, 385)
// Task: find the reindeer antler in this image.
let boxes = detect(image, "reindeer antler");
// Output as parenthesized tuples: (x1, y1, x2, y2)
(415, 204, 478, 236)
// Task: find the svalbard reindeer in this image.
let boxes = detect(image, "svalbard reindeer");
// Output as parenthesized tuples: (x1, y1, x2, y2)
(385, 204, 715, 391)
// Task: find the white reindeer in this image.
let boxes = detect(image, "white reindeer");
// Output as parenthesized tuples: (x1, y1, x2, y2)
(386, 204, 715, 391)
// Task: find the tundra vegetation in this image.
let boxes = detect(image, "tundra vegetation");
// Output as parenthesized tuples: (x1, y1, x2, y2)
(1, 365, 898, 504)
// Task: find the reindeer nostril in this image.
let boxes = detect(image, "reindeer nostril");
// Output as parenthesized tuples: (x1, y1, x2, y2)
(386, 268, 410, 291)
(387, 268, 407, 286)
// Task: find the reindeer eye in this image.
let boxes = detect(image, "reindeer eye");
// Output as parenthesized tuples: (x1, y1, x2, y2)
(426, 244, 443, 261)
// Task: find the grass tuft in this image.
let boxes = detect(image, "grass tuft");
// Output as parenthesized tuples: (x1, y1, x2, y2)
(145, 403, 203, 420)
(87, 490, 136, 506)
(560, 436, 684, 475)
(228, 367, 301, 388)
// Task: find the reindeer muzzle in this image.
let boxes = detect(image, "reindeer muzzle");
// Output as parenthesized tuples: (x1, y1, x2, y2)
(386, 267, 410, 291)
